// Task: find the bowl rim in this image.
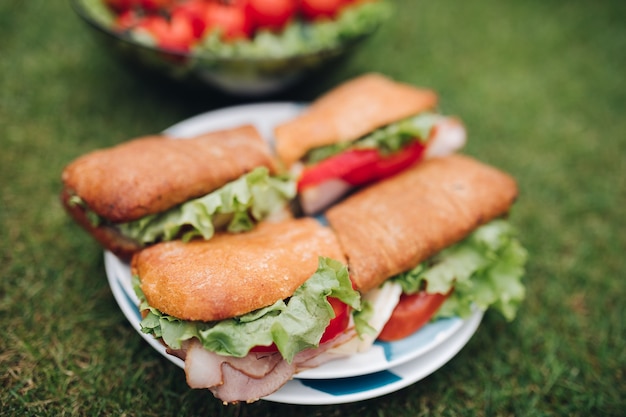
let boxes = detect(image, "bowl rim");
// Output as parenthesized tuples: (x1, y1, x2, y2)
(69, 0, 381, 64)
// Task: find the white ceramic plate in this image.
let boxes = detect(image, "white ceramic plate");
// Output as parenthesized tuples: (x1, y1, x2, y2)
(104, 102, 484, 404)
(163, 101, 306, 140)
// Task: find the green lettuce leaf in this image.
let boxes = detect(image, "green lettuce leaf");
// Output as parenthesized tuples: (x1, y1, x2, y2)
(392, 219, 527, 321)
(304, 112, 442, 164)
(135, 257, 361, 363)
(117, 167, 296, 245)
(352, 299, 378, 338)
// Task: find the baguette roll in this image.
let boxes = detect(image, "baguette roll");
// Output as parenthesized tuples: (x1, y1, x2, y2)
(132, 218, 346, 322)
(274, 73, 438, 168)
(62, 125, 276, 223)
(325, 154, 518, 292)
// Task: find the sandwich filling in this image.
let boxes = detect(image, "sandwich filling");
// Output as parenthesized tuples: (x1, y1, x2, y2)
(133, 257, 364, 403)
(330, 219, 527, 352)
(134, 257, 361, 363)
(68, 166, 296, 246)
(302, 112, 444, 165)
(390, 219, 527, 321)
(295, 112, 466, 213)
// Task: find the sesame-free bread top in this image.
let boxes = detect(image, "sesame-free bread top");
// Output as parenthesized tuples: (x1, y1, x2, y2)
(59, 187, 143, 260)
(132, 218, 346, 322)
(274, 73, 438, 167)
(62, 125, 275, 223)
(325, 154, 518, 292)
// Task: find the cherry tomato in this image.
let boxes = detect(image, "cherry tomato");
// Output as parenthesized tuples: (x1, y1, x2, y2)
(135, 14, 197, 53)
(170, 0, 210, 39)
(204, 2, 254, 41)
(297, 140, 426, 191)
(251, 297, 350, 353)
(299, 0, 347, 20)
(246, 0, 297, 31)
(377, 290, 451, 342)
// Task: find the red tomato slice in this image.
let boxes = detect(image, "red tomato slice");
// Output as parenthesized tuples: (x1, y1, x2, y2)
(298, 140, 426, 191)
(251, 297, 350, 353)
(342, 141, 426, 185)
(319, 296, 350, 344)
(297, 149, 380, 191)
(377, 290, 451, 342)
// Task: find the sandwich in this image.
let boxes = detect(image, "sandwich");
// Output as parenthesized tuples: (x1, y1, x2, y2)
(61, 125, 296, 259)
(273, 73, 467, 214)
(325, 154, 527, 347)
(131, 218, 361, 404)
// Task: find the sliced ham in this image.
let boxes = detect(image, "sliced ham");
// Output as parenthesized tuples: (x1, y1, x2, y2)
(424, 117, 467, 159)
(299, 179, 352, 217)
(222, 351, 284, 378)
(185, 340, 228, 389)
(185, 339, 284, 389)
(179, 329, 359, 403)
(210, 360, 296, 404)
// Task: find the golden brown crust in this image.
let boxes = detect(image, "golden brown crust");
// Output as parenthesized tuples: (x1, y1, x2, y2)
(325, 154, 518, 292)
(61, 125, 275, 223)
(274, 73, 438, 167)
(60, 188, 142, 260)
(131, 218, 346, 322)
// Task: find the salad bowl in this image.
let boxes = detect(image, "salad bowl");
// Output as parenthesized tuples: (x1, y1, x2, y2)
(70, 0, 391, 96)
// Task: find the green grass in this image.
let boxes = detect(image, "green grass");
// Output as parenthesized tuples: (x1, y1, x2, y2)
(1, 0, 625, 416)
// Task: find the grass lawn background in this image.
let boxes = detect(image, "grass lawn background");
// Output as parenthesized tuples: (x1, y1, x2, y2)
(1, 0, 624, 416)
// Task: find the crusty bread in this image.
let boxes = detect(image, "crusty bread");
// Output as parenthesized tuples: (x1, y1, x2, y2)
(60, 188, 142, 260)
(274, 73, 438, 167)
(132, 218, 346, 322)
(61, 125, 276, 223)
(325, 154, 518, 292)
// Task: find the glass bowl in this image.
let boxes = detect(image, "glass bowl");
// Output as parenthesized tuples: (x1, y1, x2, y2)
(70, 0, 391, 96)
